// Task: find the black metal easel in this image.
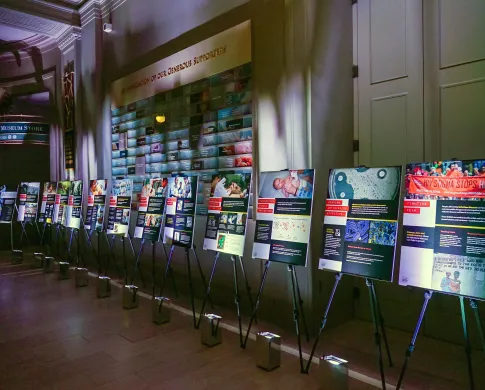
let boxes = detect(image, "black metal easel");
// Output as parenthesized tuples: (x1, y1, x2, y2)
(130, 238, 145, 285)
(396, 292, 484, 390)
(105, 233, 122, 278)
(158, 244, 213, 328)
(241, 261, 310, 372)
(127, 232, 146, 288)
(304, 273, 392, 387)
(195, 252, 256, 347)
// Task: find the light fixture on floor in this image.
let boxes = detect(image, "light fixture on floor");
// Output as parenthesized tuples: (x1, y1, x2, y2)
(155, 115, 166, 123)
(320, 355, 348, 389)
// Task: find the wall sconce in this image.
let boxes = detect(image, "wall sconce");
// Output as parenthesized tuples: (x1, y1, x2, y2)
(156, 115, 166, 123)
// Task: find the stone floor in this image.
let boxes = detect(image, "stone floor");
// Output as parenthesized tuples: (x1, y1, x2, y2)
(0, 254, 483, 390)
(0, 257, 374, 390)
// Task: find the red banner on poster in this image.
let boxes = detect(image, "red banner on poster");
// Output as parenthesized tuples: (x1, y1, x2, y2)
(408, 175, 485, 198)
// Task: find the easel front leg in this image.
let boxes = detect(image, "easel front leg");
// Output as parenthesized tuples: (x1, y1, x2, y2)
(396, 291, 432, 390)
(366, 279, 386, 390)
(289, 265, 304, 373)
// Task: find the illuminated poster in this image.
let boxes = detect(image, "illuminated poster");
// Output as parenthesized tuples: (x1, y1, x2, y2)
(38, 182, 57, 224)
(318, 167, 402, 281)
(163, 176, 198, 248)
(84, 179, 108, 232)
(64, 180, 83, 229)
(106, 179, 133, 236)
(252, 169, 315, 267)
(0, 186, 17, 223)
(18, 182, 40, 222)
(203, 173, 251, 256)
(399, 159, 485, 300)
(134, 178, 168, 241)
(53, 181, 71, 225)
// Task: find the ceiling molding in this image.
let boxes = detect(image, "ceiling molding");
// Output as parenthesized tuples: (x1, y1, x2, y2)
(57, 26, 81, 53)
(0, 7, 70, 38)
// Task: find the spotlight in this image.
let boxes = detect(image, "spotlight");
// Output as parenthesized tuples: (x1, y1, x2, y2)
(155, 115, 166, 123)
(103, 23, 113, 33)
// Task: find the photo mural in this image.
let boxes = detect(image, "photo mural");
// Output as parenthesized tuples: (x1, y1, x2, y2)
(110, 22, 253, 216)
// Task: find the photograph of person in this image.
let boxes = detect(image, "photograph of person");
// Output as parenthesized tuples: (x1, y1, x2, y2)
(210, 173, 251, 198)
(259, 169, 314, 199)
(169, 176, 194, 199)
(113, 180, 132, 196)
(144, 214, 162, 227)
(90, 180, 106, 196)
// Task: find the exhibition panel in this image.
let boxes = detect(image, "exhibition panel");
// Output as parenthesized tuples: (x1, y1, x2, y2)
(17, 182, 40, 222)
(52, 181, 70, 225)
(163, 176, 198, 248)
(252, 169, 315, 267)
(0, 185, 17, 223)
(38, 182, 57, 224)
(84, 179, 108, 232)
(106, 179, 133, 236)
(399, 159, 485, 300)
(319, 167, 402, 281)
(134, 178, 168, 241)
(203, 172, 251, 256)
(64, 180, 83, 229)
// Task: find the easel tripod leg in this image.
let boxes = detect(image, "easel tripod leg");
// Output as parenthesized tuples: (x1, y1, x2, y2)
(238, 256, 256, 322)
(304, 273, 342, 373)
(289, 265, 304, 373)
(192, 245, 213, 308)
(196, 252, 219, 329)
(159, 245, 175, 297)
(130, 239, 145, 285)
(372, 282, 393, 367)
(128, 234, 146, 288)
(460, 296, 475, 390)
(233, 255, 243, 347)
(469, 299, 485, 357)
(162, 244, 179, 297)
(186, 247, 197, 329)
(366, 279, 386, 390)
(242, 260, 271, 349)
(293, 266, 310, 342)
(396, 290, 432, 390)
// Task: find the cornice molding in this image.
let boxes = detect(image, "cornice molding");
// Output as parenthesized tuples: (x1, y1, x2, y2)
(57, 26, 82, 53)
(0, 6, 70, 37)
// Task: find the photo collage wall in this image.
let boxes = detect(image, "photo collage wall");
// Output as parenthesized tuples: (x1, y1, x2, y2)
(110, 63, 253, 216)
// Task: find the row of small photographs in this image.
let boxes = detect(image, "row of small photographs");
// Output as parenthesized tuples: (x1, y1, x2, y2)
(406, 160, 485, 177)
(111, 64, 252, 117)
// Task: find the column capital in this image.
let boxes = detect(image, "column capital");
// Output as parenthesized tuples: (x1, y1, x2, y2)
(57, 26, 82, 54)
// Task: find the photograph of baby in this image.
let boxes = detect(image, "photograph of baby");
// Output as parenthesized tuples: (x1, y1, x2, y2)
(210, 172, 251, 198)
(259, 169, 314, 199)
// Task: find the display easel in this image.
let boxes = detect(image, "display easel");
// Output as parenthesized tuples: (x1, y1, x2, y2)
(158, 243, 213, 328)
(127, 232, 146, 288)
(241, 260, 310, 372)
(304, 273, 393, 388)
(104, 233, 123, 278)
(396, 292, 485, 390)
(195, 252, 256, 346)
(80, 219, 102, 274)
